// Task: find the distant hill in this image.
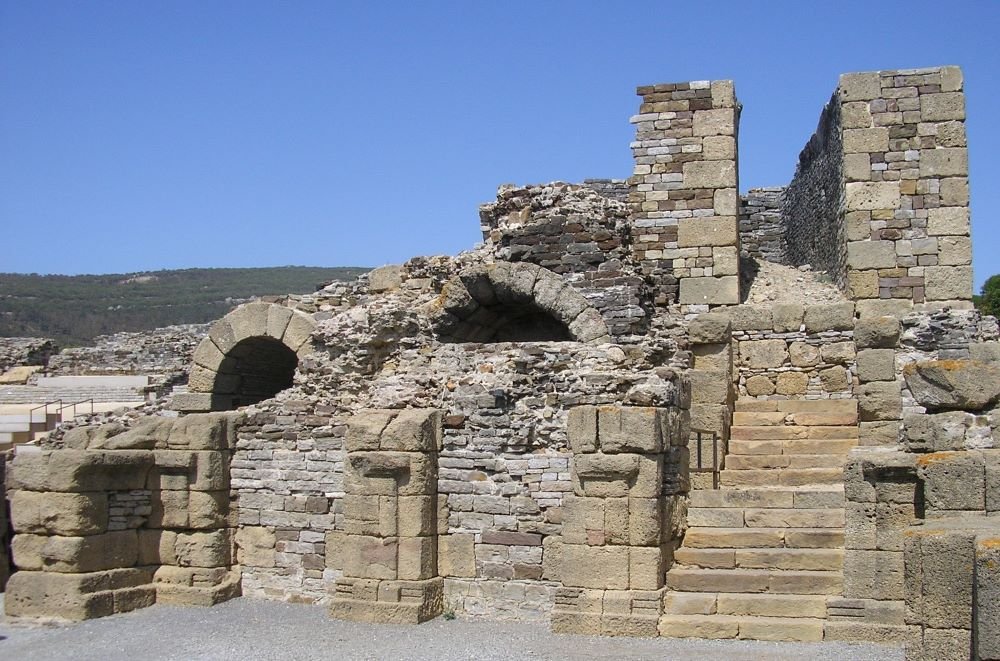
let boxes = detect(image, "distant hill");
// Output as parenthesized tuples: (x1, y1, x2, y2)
(0, 266, 368, 346)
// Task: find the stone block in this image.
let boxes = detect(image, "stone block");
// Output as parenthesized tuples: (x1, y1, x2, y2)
(368, 265, 404, 292)
(919, 148, 968, 178)
(902, 412, 969, 453)
(560, 544, 629, 589)
(903, 360, 1000, 411)
(679, 276, 739, 305)
(744, 375, 775, 396)
(692, 343, 730, 371)
(845, 182, 900, 211)
(971, 342, 1000, 363)
(714, 188, 738, 217)
(379, 409, 442, 452)
(438, 534, 475, 578)
(345, 410, 396, 452)
(397, 536, 436, 580)
(599, 407, 664, 453)
(856, 299, 914, 319)
(693, 108, 736, 137)
(10, 491, 109, 536)
(804, 303, 856, 333)
(847, 270, 879, 299)
(628, 547, 664, 589)
(173, 529, 232, 568)
(688, 369, 730, 406)
(343, 535, 398, 580)
(282, 311, 317, 353)
(821, 341, 856, 365)
(677, 217, 738, 248)
(775, 372, 808, 396)
(927, 207, 970, 236)
(976, 534, 1000, 660)
(841, 101, 873, 129)
(859, 420, 899, 446)
(847, 241, 897, 270)
(844, 153, 871, 182)
(937, 236, 972, 266)
(843, 127, 889, 153)
(772, 304, 804, 333)
(856, 348, 896, 382)
(167, 413, 234, 451)
(857, 381, 902, 422)
(739, 339, 787, 369)
(839, 72, 881, 101)
(702, 135, 735, 160)
(788, 341, 820, 367)
(854, 316, 901, 349)
(236, 526, 276, 568)
(34, 530, 139, 573)
(689, 404, 729, 434)
(924, 266, 972, 301)
(939, 177, 969, 206)
(4, 568, 154, 620)
(226, 302, 270, 340)
(819, 366, 850, 392)
(720, 306, 772, 331)
(918, 452, 985, 511)
(265, 304, 294, 341)
(568, 406, 598, 454)
(921, 92, 965, 121)
(905, 525, 977, 630)
(682, 161, 737, 189)
(8, 450, 154, 493)
(688, 312, 732, 344)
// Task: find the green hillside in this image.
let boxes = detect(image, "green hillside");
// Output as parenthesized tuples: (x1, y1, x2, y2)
(0, 266, 368, 346)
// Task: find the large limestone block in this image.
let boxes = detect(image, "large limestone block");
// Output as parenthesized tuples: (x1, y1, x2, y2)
(847, 270, 879, 299)
(682, 161, 737, 189)
(856, 348, 896, 382)
(598, 407, 665, 453)
(282, 310, 317, 353)
(804, 302, 855, 333)
(4, 568, 154, 620)
(740, 339, 787, 369)
(8, 450, 154, 493)
(839, 72, 881, 101)
(924, 266, 972, 301)
(821, 341, 856, 365)
(902, 411, 970, 453)
(688, 370, 730, 406)
(167, 413, 235, 451)
(677, 217, 738, 248)
(438, 533, 475, 578)
(904, 524, 977, 630)
(843, 128, 889, 153)
(560, 544, 629, 589)
(788, 341, 821, 367)
(857, 381, 902, 421)
(847, 241, 897, 270)
(854, 316, 901, 349)
(236, 526, 276, 568)
(345, 451, 436, 497)
(843, 549, 904, 600)
(772, 304, 804, 333)
(775, 372, 809, 396)
(903, 360, 1000, 411)
(937, 236, 972, 266)
(688, 312, 732, 344)
(679, 277, 739, 305)
(396, 535, 437, 580)
(976, 534, 1000, 660)
(846, 182, 900, 211)
(11, 491, 109, 536)
(572, 453, 662, 499)
(918, 452, 985, 511)
(921, 92, 965, 121)
(568, 406, 598, 454)
(379, 409, 442, 452)
(693, 108, 736, 137)
(23, 531, 140, 573)
(266, 304, 294, 341)
(919, 148, 968, 178)
(368, 265, 404, 292)
(227, 302, 270, 342)
(346, 410, 396, 452)
(927, 207, 970, 236)
(703, 135, 735, 160)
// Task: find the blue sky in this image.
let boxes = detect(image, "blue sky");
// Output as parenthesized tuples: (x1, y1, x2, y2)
(2, 1, 998, 291)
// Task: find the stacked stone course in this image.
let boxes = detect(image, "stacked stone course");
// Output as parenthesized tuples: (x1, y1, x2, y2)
(629, 80, 741, 307)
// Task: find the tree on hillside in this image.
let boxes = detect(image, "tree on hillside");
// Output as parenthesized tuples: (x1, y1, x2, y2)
(974, 274, 1000, 318)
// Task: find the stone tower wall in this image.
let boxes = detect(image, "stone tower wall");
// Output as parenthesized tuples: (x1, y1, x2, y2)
(629, 80, 741, 308)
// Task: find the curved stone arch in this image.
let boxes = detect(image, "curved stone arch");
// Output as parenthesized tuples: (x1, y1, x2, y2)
(186, 302, 317, 410)
(427, 263, 611, 344)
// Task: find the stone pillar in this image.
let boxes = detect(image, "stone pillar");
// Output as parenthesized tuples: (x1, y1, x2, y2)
(841, 67, 972, 310)
(330, 409, 444, 624)
(551, 406, 688, 636)
(686, 313, 733, 486)
(629, 80, 741, 308)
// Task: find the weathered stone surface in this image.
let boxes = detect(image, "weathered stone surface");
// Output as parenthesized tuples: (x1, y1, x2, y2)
(919, 148, 968, 178)
(820, 341, 856, 365)
(775, 372, 808, 396)
(739, 340, 787, 369)
(857, 381, 902, 422)
(788, 342, 820, 368)
(804, 303, 855, 333)
(688, 313, 732, 345)
(744, 375, 775, 396)
(903, 360, 1000, 411)
(772, 304, 804, 333)
(902, 412, 970, 453)
(856, 349, 895, 383)
(682, 161, 736, 189)
(679, 277, 739, 305)
(368, 265, 404, 292)
(839, 72, 881, 101)
(845, 182, 900, 211)
(854, 316, 901, 349)
(9, 450, 154, 493)
(924, 266, 972, 301)
(678, 217, 738, 248)
(10, 491, 109, 536)
(976, 534, 1000, 660)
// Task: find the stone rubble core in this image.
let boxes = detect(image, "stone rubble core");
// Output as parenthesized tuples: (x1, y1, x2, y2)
(2, 65, 998, 661)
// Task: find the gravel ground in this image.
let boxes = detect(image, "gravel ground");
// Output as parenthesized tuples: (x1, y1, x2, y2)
(0, 596, 903, 661)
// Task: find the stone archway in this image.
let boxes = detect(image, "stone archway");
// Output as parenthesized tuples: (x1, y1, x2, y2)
(426, 263, 611, 344)
(182, 302, 317, 411)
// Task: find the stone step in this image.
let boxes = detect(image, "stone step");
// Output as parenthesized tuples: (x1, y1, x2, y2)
(720, 467, 845, 487)
(725, 454, 848, 470)
(658, 613, 825, 642)
(688, 507, 845, 529)
(690, 486, 844, 510)
(729, 438, 858, 456)
(666, 567, 842, 595)
(735, 399, 858, 415)
(674, 547, 844, 571)
(730, 425, 859, 440)
(663, 592, 829, 618)
(683, 527, 844, 549)
(732, 411, 858, 427)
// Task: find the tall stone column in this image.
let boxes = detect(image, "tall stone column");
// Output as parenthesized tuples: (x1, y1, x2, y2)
(629, 80, 741, 308)
(330, 409, 444, 624)
(552, 406, 688, 636)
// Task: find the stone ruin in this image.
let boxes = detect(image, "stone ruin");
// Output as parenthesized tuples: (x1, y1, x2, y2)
(2, 66, 998, 660)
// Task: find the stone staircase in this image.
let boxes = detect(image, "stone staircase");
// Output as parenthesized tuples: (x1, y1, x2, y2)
(660, 398, 858, 641)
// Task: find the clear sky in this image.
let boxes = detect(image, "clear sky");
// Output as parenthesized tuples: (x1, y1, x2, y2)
(2, 1, 998, 290)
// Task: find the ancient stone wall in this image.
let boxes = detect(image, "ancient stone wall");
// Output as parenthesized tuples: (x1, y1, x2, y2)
(782, 95, 847, 284)
(4, 414, 240, 619)
(629, 80, 741, 308)
(581, 178, 629, 202)
(0, 338, 59, 373)
(0, 455, 10, 591)
(739, 188, 786, 265)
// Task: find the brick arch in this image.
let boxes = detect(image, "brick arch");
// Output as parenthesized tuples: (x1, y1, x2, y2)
(427, 263, 610, 344)
(188, 302, 317, 410)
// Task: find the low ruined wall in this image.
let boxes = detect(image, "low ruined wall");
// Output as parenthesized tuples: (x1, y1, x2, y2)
(4, 414, 239, 620)
(0, 338, 59, 373)
(1, 455, 10, 591)
(783, 95, 847, 284)
(719, 304, 857, 401)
